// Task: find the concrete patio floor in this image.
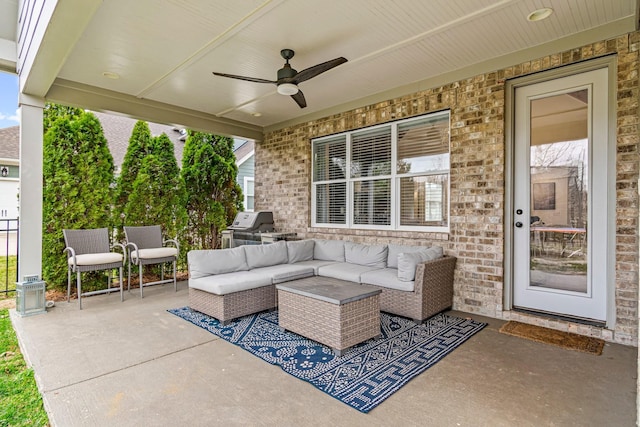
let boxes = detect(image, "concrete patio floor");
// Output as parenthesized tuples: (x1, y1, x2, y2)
(10, 281, 638, 427)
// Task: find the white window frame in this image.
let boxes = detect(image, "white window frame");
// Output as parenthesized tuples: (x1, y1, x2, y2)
(311, 111, 450, 232)
(244, 176, 254, 212)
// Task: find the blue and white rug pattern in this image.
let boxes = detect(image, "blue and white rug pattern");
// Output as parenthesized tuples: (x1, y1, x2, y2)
(168, 307, 486, 413)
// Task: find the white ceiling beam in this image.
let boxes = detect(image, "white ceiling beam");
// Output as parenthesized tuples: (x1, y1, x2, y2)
(47, 78, 264, 141)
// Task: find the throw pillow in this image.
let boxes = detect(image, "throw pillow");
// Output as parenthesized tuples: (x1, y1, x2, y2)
(397, 246, 444, 281)
(387, 244, 431, 268)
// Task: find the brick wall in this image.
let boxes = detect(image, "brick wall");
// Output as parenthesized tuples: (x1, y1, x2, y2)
(257, 32, 640, 345)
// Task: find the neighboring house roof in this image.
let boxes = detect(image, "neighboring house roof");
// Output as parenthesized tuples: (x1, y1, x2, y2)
(234, 140, 255, 166)
(0, 117, 253, 173)
(0, 126, 19, 160)
(92, 112, 184, 172)
(93, 112, 253, 172)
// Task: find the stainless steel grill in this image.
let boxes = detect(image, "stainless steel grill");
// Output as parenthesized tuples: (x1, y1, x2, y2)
(222, 211, 276, 248)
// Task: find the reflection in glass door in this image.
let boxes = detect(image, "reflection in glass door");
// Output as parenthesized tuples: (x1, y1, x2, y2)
(529, 90, 588, 293)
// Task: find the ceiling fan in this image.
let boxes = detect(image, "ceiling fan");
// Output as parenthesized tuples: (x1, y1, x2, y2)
(212, 49, 347, 109)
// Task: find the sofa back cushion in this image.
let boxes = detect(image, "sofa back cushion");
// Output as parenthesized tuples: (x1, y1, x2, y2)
(313, 239, 345, 262)
(387, 244, 431, 268)
(287, 240, 315, 263)
(345, 242, 388, 267)
(397, 246, 444, 281)
(188, 247, 248, 279)
(244, 241, 289, 269)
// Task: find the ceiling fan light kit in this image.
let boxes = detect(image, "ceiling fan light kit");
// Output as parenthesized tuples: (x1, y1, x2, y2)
(213, 48, 347, 108)
(277, 83, 299, 95)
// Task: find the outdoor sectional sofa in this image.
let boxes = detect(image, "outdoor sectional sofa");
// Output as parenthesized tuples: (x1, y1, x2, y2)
(187, 239, 456, 325)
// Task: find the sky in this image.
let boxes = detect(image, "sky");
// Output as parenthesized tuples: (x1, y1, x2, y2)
(0, 72, 19, 129)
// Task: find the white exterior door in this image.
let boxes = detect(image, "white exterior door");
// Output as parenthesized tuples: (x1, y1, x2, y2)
(512, 67, 610, 322)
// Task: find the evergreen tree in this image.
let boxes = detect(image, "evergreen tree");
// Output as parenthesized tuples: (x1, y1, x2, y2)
(43, 103, 83, 133)
(181, 131, 242, 250)
(123, 133, 187, 240)
(113, 121, 152, 238)
(42, 111, 115, 289)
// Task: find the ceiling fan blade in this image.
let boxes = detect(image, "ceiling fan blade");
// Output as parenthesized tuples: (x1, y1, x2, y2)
(293, 57, 347, 84)
(212, 72, 276, 84)
(291, 90, 307, 108)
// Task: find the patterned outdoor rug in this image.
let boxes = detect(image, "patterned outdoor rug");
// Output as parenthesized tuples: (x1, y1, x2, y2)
(168, 307, 486, 413)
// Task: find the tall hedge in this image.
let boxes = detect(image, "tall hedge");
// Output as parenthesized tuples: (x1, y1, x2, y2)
(181, 131, 243, 250)
(113, 121, 152, 239)
(42, 111, 115, 289)
(43, 103, 83, 133)
(123, 133, 187, 241)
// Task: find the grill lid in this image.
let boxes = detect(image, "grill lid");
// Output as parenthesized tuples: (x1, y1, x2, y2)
(228, 211, 274, 232)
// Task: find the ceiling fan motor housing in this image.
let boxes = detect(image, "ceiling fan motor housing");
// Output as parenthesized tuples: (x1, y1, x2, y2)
(277, 63, 297, 81)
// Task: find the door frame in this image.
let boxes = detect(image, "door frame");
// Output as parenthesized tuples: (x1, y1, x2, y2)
(504, 56, 617, 327)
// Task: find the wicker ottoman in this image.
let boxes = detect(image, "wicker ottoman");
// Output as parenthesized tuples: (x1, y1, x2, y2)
(276, 276, 381, 356)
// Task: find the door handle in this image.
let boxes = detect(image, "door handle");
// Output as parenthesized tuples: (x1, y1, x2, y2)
(515, 222, 523, 228)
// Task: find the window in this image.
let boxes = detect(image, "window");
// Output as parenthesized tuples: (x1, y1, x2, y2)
(244, 177, 255, 212)
(312, 111, 450, 231)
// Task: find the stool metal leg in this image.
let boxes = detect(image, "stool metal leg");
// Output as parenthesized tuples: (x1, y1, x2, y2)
(77, 272, 82, 310)
(119, 266, 124, 302)
(173, 259, 177, 292)
(139, 263, 144, 298)
(67, 267, 72, 302)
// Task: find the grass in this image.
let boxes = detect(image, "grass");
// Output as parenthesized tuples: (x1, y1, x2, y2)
(0, 255, 17, 295)
(0, 309, 49, 426)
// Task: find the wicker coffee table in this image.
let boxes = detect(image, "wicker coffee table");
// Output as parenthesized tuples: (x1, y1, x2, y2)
(276, 276, 381, 356)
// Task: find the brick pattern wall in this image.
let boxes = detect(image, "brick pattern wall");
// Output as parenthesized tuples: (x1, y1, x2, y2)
(257, 32, 640, 345)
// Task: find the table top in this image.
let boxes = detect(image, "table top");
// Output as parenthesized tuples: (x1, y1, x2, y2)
(276, 276, 381, 305)
(530, 226, 586, 233)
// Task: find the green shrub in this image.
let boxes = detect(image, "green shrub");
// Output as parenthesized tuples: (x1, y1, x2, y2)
(181, 132, 242, 250)
(114, 121, 153, 240)
(42, 111, 115, 290)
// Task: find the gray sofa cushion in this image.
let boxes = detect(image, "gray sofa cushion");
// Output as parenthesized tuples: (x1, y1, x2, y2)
(360, 268, 415, 292)
(252, 264, 315, 284)
(313, 239, 345, 262)
(287, 240, 315, 263)
(345, 242, 388, 267)
(188, 271, 272, 295)
(387, 244, 431, 268)
(188, 247, 248, 279)
(397, 246, 444, 281)
(317, 262, 383, 283)
(292, 259, 338, 275)
(244, 241, 288, 269)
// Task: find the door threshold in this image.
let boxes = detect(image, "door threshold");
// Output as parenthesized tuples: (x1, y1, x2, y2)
(513, 307, 606, 328)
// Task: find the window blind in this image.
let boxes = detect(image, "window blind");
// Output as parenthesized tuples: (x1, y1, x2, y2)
(352, 179, 391, 226)
(397, 115, 449, 174)
(315, 182, 346, 224)
(398, 175, 448, 226)
(313, 135, 346, 182)
(351, 127, 391, 178)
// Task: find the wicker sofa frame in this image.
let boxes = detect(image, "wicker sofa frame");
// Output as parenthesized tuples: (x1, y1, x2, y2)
(189, 284, 276, 325)
(368, 255, 456, 322)
(188, 254, 456, 325)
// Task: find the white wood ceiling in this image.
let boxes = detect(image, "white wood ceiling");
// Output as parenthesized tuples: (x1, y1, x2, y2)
(45, 0, 639, 132)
